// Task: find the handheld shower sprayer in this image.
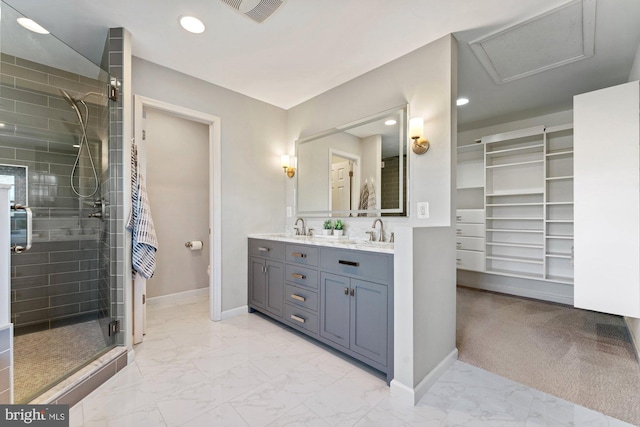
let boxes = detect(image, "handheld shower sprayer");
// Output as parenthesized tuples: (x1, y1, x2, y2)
(60, 88, 99, 198)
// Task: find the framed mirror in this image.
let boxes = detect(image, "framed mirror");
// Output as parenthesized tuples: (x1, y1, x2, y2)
(295, 105, 408, 217)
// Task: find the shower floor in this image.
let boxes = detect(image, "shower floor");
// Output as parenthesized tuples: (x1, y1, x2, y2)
(13, 320, 108, 403)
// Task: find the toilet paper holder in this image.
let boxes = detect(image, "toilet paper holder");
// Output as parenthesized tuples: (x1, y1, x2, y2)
(185, 240, 203, 249)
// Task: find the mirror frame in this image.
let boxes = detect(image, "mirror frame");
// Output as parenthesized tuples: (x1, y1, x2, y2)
(295, 104, 409, 217)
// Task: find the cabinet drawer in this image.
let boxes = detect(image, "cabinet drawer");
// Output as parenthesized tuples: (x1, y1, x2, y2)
(456, 223, 485, 238)
(285, 264, 318, 289)
(319, 248, 393, 284)
(456, 209, 485, 223)
(456, 236, 485, 252)
(286, 244, 318, 266)
(249, 239, 284, 259)
(456, 250, 485, 271)
(284, 304, 318, 335)
(284, 283, 318, 312)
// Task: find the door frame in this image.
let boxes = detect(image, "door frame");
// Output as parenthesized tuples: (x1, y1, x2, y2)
(328, 149, 360, 214)
(134, 95, 222, 321)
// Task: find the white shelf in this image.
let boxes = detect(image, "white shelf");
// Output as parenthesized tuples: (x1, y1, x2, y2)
(486, 144, 544, 157)
(486, 203, 544, 207)
(546, 235, 574, 240)
(486, 255, 544, 265)
(486, 190, 543, 197)
(545, 220, 573, 223)
(546, 252, 572, 259)
(487, 242, 544, 249)
(546, 201, 574, 206)
(485, 268, 544, 280)
(487, 228, 544, 234)
(486, 159, 544, 169)
(487, 217, 543, 221)
(545, 274, 574, 284)
(546, 149, 574, 157)
(457, 185, 484, 190)
(546, 176, 573, 181)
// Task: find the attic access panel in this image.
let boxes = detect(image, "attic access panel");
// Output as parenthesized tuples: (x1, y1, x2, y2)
(470, 0, 596, 84)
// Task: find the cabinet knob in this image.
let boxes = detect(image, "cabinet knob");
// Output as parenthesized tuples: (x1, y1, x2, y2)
(350, 288, 355, 297)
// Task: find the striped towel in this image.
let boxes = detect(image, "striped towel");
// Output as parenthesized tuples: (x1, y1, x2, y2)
(126, 141, 158, 279)
(357, 182, 369, 217)
(366, 180, 377, 216)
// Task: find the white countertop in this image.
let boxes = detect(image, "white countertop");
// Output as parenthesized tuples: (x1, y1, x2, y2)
(248, 233, 394, 254)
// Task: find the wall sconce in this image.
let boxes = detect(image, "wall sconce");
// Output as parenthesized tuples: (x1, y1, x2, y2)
(281, 154, 296, 178)
(409, 117, 430, 155)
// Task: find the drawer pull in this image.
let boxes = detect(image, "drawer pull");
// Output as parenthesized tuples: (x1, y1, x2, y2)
(344, 287, 349, 295)
(292, 252, 307, 258)
(456, 242, 462, 247)
(290, 294, 306, 302)
(456, 216, 462, 220)
(456, 258, 462, 263)
(258, 247, 270, 252)
(291, 273, 306, 280)
(338, 260, 359, 267)
(290, 314, 306, 323)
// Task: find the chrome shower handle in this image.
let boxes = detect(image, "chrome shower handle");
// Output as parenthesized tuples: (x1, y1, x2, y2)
(11, 204, 32, 253)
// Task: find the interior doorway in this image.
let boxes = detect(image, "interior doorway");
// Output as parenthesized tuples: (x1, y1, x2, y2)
(134, 96, 222, 321)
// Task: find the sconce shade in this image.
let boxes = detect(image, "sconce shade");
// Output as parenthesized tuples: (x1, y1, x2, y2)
(281, 154, 295, 177)
(410, 117, 429, 155)
(409, 118, 424, 139)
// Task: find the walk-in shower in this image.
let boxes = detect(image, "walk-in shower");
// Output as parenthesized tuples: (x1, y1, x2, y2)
(1, 2, 120, 402)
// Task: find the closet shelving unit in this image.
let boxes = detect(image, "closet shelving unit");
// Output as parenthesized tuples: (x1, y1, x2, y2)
(456, 124, 574, 285)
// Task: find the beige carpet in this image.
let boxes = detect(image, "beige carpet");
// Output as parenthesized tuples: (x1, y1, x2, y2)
(457, 286, 640, 426)
(13, 320, 108, 403)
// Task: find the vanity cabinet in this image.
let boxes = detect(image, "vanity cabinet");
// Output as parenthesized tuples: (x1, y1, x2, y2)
(248, 238, 394, 383)
(318, 247, 393, 379)
(248, 239, 285, 319)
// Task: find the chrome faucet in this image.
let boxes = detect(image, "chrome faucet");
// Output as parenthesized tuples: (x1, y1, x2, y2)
(372, 218, 385, 242)
(294, 217, 306, 236)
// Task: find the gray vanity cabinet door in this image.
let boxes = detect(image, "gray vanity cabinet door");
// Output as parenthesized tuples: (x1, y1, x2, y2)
(320, 272, 350, 349)
(350, 279, 388, 365)
(250, 257, 267, 310)
(249, 257, 284, 318)
(265, 260, 284, 317)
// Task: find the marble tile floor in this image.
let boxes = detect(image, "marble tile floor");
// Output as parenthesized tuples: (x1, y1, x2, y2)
(69, 298, 634, 426)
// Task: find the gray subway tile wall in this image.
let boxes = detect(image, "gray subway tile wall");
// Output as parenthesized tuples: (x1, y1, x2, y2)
(381, 155, 407, 216)
(0, 52, 111, 335)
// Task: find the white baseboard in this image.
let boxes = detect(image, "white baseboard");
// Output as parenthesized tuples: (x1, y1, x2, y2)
(458, 275, 573, 306)
(390, 348, 458, 405)
(624, 316, 640, 362)
(146, 287, 208, 307)
(221, 305, 248, 320)
(413, 348, 458, 404)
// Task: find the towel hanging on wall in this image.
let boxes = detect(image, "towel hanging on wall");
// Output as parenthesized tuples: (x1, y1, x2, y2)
(126, 139, 158, 279)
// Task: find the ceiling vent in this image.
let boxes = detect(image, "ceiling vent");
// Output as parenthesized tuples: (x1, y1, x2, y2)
(220, 0, 286, 23)
(469, 0, 596, 84)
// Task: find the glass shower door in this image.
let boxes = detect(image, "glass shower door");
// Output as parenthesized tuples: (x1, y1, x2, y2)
(1, 1, 118, 403)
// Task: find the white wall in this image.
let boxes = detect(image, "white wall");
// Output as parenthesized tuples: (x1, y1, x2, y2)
(287, 34, 458, 401)
(625, 41, 640, 358)
(132, 57, 288, 312)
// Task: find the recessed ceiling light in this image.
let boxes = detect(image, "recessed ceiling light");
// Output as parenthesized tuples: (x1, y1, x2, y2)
(384, 119, 397, 126)
(179, 16, 205, 34)
(457, 97, 469, 106)
(17, 17, 49, 34)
